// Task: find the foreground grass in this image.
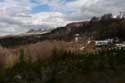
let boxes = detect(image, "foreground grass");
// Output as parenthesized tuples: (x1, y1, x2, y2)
(0, 48, 125, 83)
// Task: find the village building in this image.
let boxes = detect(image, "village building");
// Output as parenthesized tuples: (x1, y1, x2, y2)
(95, 39, 114, 47)
(74, 33, 80, 43)
(115, 42, 125, 48)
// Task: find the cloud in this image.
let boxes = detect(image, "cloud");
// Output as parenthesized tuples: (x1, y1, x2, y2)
(73, 0, 124, 20)
(0, 16, 30, 35)
(0, 11, 69, 35)
(0, 0, 31, 16)
(31, 12, 69, 27)
(0, 0, 125, 35)
(67, 0, 99, 9)
(0, 0, 70, 35)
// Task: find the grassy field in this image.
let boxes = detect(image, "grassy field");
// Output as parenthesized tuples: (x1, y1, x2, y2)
(0, 40, 87, 67)
(0, 41, 125, 83)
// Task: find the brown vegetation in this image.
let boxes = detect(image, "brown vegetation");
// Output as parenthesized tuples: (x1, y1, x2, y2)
(0, 40, 87, 67)
(0, 46, 17, 68)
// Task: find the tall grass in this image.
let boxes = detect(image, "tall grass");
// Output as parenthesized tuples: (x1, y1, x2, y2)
(0, 48, 125, 83)
(0, 40, 125, 82)
(0, 46, 17, 68)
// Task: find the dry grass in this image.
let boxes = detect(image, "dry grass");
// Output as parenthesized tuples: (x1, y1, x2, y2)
(18, 40, 86, 61)
(0, 40, 87, 67)
(0, 46, 18, 68)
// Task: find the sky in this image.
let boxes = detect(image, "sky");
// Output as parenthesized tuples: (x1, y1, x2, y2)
(0, 0, 125, 36)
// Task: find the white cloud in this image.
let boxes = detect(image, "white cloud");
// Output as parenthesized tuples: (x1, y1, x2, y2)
(0, 16, 31, 35)
(0, 0, 32, 16)
(64, 0, 125, 20)
(67, 0, 99, 9)
(0, 0, 125, 35)
(0, 0, 70, 35)
(32, 12, 70, 27)
(0, 11, 70, 35)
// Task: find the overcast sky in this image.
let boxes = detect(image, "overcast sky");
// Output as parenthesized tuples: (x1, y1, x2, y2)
(0, 0, 125, 36)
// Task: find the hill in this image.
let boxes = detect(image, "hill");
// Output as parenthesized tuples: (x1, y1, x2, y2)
(50, 14, 125, 41)
(0, 13, 125, 47)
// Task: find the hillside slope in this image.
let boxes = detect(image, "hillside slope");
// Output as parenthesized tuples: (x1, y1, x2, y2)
(50, 16, 125, 41)
(0, 13, 125, 47)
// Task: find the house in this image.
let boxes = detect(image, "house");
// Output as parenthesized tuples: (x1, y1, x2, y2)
(95, 39, 113, 47)
(74, 33, 80, 42)
(115, 42, 125, 48)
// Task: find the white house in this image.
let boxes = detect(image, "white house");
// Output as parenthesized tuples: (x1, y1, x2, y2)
(95, 39, 113, 47)
(74, 33, 80, 42)
(115, 43, 125, 48)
